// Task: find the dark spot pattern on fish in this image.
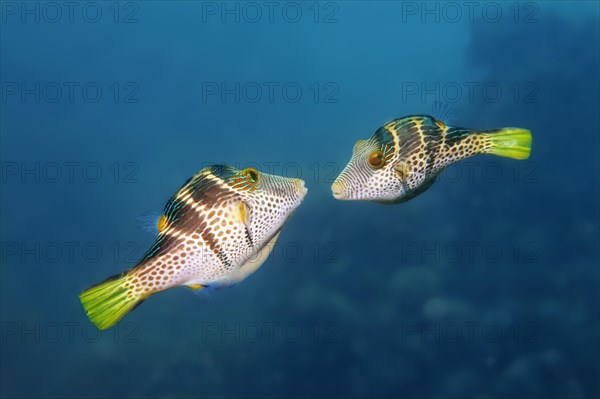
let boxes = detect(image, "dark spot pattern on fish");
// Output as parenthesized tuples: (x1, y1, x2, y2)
(138, 232, 185, 265)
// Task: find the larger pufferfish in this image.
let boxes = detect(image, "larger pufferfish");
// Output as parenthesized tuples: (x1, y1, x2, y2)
(80, 165, 307, 330)
(331, 115, 532, 203)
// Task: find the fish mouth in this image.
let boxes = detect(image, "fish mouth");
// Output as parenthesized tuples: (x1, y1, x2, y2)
(295, 179, 308, 198)
(331, 181, 346, 200)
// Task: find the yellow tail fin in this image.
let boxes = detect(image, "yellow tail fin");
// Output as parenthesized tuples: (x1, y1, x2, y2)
(79, 273, 145, 330)
(483, 128, 532, 160)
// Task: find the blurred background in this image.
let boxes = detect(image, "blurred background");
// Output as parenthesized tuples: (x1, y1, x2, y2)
(1, 1, 598, 398)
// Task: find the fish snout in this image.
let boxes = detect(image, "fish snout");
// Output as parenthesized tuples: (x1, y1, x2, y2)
(331, 180, 346, 200)
(295, 179, 308, 197)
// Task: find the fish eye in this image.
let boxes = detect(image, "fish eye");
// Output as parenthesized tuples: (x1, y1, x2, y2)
(368, 150, 385, 169)
(242, 168, 259, 183)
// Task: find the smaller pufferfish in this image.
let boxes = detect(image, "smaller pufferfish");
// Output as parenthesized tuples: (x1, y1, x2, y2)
(331, 115, 532, 204)
(80, 165, 307, 330)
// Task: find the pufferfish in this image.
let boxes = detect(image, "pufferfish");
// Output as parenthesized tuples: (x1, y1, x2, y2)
(80, 165, 307, 330)
(331, 115, 532, 203)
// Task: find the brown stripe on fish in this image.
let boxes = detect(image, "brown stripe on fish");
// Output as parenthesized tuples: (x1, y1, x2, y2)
(420, 118, 444, 176)
(405, 118, 429, 169)
(402, 119, 424, 153)
(165, 171, 239, 235)
(199, 215, 232, 269)
(190, 173, 237, 208)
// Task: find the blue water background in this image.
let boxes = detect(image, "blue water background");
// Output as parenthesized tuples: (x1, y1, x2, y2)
(1, 2, 598, 398)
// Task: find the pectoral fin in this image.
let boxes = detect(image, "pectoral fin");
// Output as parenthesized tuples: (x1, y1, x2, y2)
(236, 200, 254, 245)
(387, 161, 439, 204)
(394, 162, 411, 181)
